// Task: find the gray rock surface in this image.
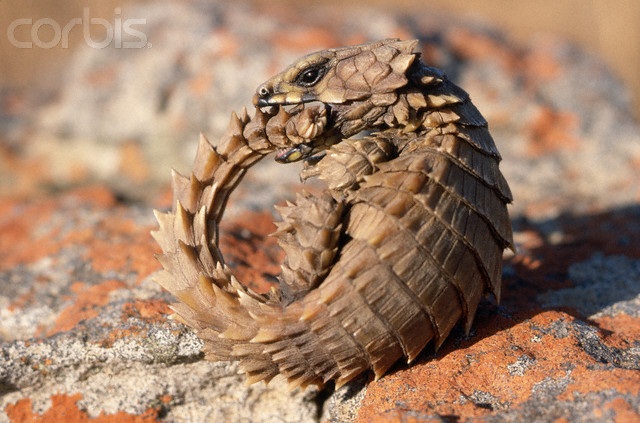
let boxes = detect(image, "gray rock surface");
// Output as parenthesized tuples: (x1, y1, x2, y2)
(1, 0, 639, 421)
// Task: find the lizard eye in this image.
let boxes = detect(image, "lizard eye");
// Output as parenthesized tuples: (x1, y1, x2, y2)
(295, 65, 326, 87)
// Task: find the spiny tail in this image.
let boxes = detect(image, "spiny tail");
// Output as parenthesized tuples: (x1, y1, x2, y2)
(151, 107, 344, 389)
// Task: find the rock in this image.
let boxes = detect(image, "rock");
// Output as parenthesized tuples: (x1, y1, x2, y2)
(1, 0, 639, 422)
(0, 187, 322, 422)
(538, 254, 640, 319)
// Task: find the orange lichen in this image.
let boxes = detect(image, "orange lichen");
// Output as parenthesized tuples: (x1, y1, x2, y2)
(356, 310, 640, 421)
(46, 280, 126, 336)
(527, 108, 580, 157)
(122, 299, 171, 322)
(5, 394, 160, 423)
(0, 187, 117, 271)
(593, 314, 640, 350)
(219, 210, 283, 294)
(603, 397, 640, 422)
(78, 215, 159, 283)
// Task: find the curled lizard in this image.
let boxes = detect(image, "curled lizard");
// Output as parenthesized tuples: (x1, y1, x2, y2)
(152, 39, 514, 389)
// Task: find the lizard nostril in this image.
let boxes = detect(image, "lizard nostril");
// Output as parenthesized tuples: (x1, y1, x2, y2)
(258, 86, 270, 97)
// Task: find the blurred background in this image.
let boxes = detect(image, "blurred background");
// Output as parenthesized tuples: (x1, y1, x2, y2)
(2, 1, 639, 112)
(1, 0, 639, 215)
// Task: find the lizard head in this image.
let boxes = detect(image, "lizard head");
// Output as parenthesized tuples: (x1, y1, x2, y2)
(254, 38, 418, 107)
(253, 39, 419, 162)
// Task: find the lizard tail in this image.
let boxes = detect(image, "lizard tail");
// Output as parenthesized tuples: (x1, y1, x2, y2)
(152, 106, 345, 389)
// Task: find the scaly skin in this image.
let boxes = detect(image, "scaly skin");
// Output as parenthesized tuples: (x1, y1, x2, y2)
(153, 39, 513, 389)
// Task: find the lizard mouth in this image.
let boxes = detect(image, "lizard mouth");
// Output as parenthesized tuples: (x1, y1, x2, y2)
(274, 144, 315, 163)
(256, 100, 336, 164)
(253, 91, 317, 108)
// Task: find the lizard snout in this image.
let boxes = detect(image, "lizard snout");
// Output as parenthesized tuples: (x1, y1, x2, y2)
(253, 84, 272, 107)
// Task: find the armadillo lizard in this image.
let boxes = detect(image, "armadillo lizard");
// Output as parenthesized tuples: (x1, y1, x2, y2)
(153, 39, 513, 389)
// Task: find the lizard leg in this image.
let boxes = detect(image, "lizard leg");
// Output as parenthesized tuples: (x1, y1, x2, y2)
(300, 134, 397, 194)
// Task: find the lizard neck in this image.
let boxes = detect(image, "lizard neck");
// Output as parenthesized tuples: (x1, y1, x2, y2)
(328, 59, 486, 143)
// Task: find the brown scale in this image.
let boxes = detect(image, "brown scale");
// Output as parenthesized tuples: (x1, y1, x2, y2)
(153, 39, 514, 389)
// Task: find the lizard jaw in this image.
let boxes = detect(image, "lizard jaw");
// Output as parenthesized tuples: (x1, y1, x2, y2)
(256, 101, 339, 164)
(253, 91, 318, 108)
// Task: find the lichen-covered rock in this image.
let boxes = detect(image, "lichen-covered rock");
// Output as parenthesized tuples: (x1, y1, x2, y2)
(0, 187, 322, 422)
(1, 0, 639, 421)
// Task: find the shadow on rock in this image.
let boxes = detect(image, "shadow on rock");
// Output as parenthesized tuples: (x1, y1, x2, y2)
(402, 203, 640, 371)
(506, 203, 640, 317)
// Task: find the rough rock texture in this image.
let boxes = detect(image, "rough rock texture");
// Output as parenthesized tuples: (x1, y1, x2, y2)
(1, 0, 639, 422)
(0, 188, 321, 421)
